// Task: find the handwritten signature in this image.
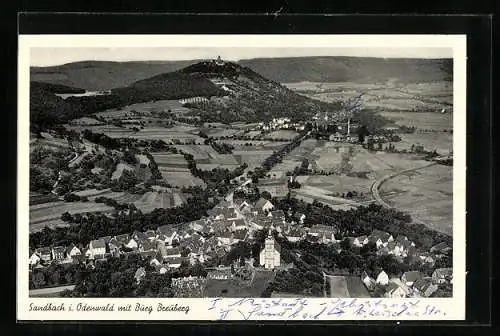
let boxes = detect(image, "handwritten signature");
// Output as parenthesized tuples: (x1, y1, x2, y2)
(208, 298, 447, 320)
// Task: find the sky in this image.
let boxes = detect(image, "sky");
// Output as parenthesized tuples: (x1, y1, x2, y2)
(30, 47, 453, 67)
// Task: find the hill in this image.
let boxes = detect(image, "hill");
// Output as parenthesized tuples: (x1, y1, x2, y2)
(31, 60, 198, 91)
(238, 57, 453, 84)
(30, 59, 336, 126)
(30, 82, 84, 128)
(30, 57, 453, 92)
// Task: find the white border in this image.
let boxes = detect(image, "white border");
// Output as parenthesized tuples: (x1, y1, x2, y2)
(17, 35, 466, 321)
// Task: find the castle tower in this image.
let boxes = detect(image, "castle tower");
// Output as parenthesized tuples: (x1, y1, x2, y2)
(215, 55, 224, 66)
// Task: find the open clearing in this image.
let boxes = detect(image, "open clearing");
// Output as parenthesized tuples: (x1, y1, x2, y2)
(379, 164, 453, 235)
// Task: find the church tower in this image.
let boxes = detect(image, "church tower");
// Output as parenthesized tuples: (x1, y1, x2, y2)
(259, 229, 281, 269)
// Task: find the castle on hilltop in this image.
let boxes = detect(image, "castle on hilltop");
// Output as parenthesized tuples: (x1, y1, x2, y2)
(214, 55, 224, 66)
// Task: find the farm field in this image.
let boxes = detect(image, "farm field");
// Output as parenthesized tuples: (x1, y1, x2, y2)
(233, 149, 274, 170)
(94, 188, 189, 210)
(262, 130, 299, 140)
(175, 145, 219, 160)
(379, 111, 453, 131)
(160, 169, 206, 188)
(289, 81, 452, 113)
(309, 143, 432, 179)
(68, 125, 205, 144)
(205, 127, 244, 138)
(298, 175, 374, 197)
(288, 138, 318, 161)
(94, 100, 191, 120)
(270, 159, 301, 176)
(151, 153, 189, 168)
(292, 185, 369, 207)
(29, 201, 114, 232)
(394, 133, 453, 155)
(379, 164, 453, 235)
(197, 163, 240, 171)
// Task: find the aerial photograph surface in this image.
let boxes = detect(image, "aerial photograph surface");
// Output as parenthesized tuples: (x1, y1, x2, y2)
(28, 46, 453, 299)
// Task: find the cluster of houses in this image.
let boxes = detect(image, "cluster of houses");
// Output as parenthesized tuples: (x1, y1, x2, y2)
(29, 195, 452, 298)
(359, 267, 453, 298)
(258, 117, 305, 132)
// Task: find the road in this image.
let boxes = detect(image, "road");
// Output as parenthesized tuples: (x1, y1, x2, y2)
(370, 161, 438, 224)
(29, 285, 76, 297)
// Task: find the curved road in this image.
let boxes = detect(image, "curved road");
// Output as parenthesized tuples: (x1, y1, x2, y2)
(370, 162, 438, 223)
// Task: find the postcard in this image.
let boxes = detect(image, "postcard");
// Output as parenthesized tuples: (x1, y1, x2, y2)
(18, 34, 466, 321)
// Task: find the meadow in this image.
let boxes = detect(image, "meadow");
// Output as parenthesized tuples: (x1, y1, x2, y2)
(379, 164, 453, 235)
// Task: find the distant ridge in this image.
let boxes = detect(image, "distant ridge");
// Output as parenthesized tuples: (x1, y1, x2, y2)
(238, 57, 453, 84)
(30, 56, 453, 91)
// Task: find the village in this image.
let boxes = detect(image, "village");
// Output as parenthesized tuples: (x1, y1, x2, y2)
(29, 191, 453, 299)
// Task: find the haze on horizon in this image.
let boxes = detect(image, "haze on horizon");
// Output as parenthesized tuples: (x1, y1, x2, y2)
(30, 47, 453, 67)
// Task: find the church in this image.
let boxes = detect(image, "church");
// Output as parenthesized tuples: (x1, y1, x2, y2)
(259, 230, 281, 269)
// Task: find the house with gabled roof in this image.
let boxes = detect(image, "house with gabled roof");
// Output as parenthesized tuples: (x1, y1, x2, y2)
(375, 270, 389, 286)
(134, 267, 146, 284)
(401, 271, 424, 287)
(216, 230, 235, 246)
(29, 252, 41, 266)
(353, 235, 368, 247)
(156, 225, 178, 245)
(109, 233, 130, 253)
(293, 212, 306, 224)
(432, 268, 453, 284)
(167, 257, 183, 269)
(229, 218, 246, 231)
(413, 278, 438, 297)
(161, 246, 182, 260)
(65, 244, 82, 259)
(384, 279, 410, 298)
(35, 247, 52, 263)
(188, 219, 206, 233)
(222, 207, 238, 220)
(233, 228, 248, 242)
(51, 246, 67, 262)
(131, 230, 148, 244)
(367, 229, 394, 248)
(144, 229, 157, 241)
(268, 210, 285, 223)
(285, 227, 306, 243)
(361, 271, 376, 291)
(88, 239, 106, 259)
(254, 198, 274, 213)
(235, 200, 253, 214)
(139, 239, 156, 252)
